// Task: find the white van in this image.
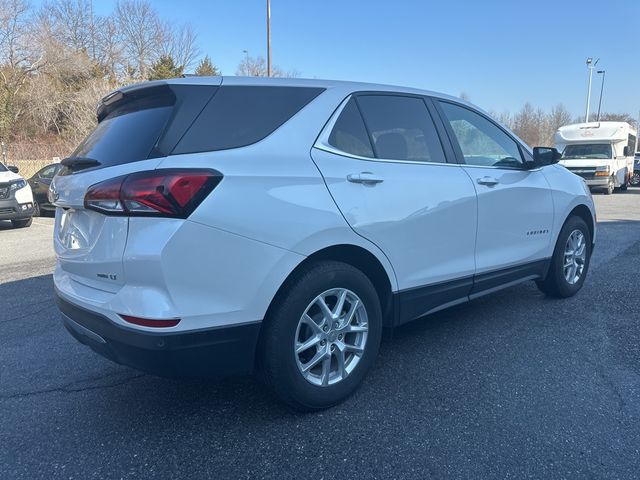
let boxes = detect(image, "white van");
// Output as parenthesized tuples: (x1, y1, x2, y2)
(555, 122, 637, 194)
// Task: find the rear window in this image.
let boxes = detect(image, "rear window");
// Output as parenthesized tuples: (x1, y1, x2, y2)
(72, 106, 173, 168)
(0, 163, 7, 172)
(172, 86, 324, 154)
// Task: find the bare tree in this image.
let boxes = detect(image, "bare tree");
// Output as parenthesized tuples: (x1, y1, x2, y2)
(162, 23, 199, 72)
(39, 0, 96, 58)
(236, 54, 296, 77)
(0, 0, 45, 140)
(591, 112, 637, 127)
(512, 102, 547, 147)
(95, 16, 125, 84)
(545, 104, 573, 145)
(114, 0, 164, 79)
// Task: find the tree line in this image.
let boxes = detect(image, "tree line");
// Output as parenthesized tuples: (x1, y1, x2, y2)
(0, 0, 291, 151)
(1, 0, 636, 161)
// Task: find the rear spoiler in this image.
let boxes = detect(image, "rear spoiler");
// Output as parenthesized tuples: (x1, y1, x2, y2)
(96, 82, 175, 122)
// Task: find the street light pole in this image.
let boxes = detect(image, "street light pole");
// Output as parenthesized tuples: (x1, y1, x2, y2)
(266, 0, 272, 77)
(596, 70, 606, 122)
(584, 57, 599, 122)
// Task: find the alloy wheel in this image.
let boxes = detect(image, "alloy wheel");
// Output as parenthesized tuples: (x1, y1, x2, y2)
(294, 288, 368, 387)
(563, 229, 586, 285)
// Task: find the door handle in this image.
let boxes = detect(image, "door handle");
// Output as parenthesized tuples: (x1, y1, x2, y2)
(476, 176, 499, 186)
(347, 172, 384, 185)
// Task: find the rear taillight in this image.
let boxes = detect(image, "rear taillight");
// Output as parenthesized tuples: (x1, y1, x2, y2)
(84, 169, 222, 218)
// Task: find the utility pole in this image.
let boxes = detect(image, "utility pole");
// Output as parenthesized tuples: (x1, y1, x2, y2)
(267, 0, 272, 77)
(90, 0, 96, 60)
(584, 57, 599, 122)
(596, 70, 606, 122)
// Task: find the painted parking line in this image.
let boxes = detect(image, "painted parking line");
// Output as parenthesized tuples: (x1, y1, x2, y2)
(32, 220, 55, 227)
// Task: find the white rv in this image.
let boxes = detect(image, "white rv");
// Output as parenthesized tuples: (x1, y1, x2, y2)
(554, 121, 637, 194)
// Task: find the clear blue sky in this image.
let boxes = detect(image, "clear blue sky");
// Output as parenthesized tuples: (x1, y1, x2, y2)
(95, 0, 639, 117)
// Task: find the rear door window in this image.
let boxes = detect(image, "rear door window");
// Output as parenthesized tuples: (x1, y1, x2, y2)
(173, 86, 324, 154)
(356, 95, 446, 163)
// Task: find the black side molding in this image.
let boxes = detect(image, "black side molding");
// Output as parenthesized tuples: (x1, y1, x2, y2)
(393, 259, 550, 326)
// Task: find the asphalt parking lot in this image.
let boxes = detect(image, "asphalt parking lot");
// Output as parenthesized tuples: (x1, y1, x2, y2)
(2, 190, 640, 479)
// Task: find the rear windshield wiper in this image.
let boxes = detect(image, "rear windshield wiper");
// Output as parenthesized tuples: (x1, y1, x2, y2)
(61, 156, 101, 172)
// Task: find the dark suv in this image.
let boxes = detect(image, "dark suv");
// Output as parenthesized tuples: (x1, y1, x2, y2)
(632, 154, 640, 186)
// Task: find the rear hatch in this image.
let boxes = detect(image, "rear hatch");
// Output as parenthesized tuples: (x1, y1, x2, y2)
(52, 79, 221, 292)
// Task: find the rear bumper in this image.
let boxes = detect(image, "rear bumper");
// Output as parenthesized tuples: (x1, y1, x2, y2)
(55, 291, 262, 377)
(0, 197, 34, 220)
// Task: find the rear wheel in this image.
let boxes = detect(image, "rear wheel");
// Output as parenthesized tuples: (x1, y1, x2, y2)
(11, 218, 32, 228)
(631, 171, 640, 186)
(536, 216, 591, 298)
(259, 261, 382, 411)
(33, 201, 41, 217)
(620, 169, 629, 191)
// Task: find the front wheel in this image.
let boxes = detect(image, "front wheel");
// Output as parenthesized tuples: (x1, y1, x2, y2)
(631, 171, 640, 186)
(536, 216, 591, 298)
(604, 176, 615, 195)
(259, 261, 382, 411)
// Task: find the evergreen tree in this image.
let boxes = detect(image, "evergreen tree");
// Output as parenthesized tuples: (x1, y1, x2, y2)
(195, 55, 220, 76)
(148, 55, 183, 80)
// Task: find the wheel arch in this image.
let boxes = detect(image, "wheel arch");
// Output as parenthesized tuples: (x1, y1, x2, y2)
(568, 204, 595, 244)
(263, 244, 396, 330)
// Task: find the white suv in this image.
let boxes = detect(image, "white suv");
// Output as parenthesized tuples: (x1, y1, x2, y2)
(52, 77, 596, 410)
(0, 162, 35, 228)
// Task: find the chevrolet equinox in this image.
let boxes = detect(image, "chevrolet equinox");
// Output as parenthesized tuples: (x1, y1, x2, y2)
(52, 77, 596, 410)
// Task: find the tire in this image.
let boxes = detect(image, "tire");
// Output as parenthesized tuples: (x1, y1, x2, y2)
(631, 171, 640, 187)
(258, 261, 382, 411)
(33, 201, 41, 217)
(604, 176, 614, 195)
(536, 216, 591, 298)
(620, 169, 628, 191)
(11, 217, 32, 228)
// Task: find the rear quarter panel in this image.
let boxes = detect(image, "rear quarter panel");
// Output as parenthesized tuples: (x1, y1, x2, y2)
(155, 86, 399, 295)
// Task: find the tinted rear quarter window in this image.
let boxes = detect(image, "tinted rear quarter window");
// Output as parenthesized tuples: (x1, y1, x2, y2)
(173, 86, 324, 154)
(356, 95, 446, 163)
(328, 98, 374, 157)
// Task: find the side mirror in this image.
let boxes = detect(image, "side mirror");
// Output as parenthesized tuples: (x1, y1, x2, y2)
(532, 147, 562, 167)
(623, 146, 630, 157)
(7, 165, 19, 173)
